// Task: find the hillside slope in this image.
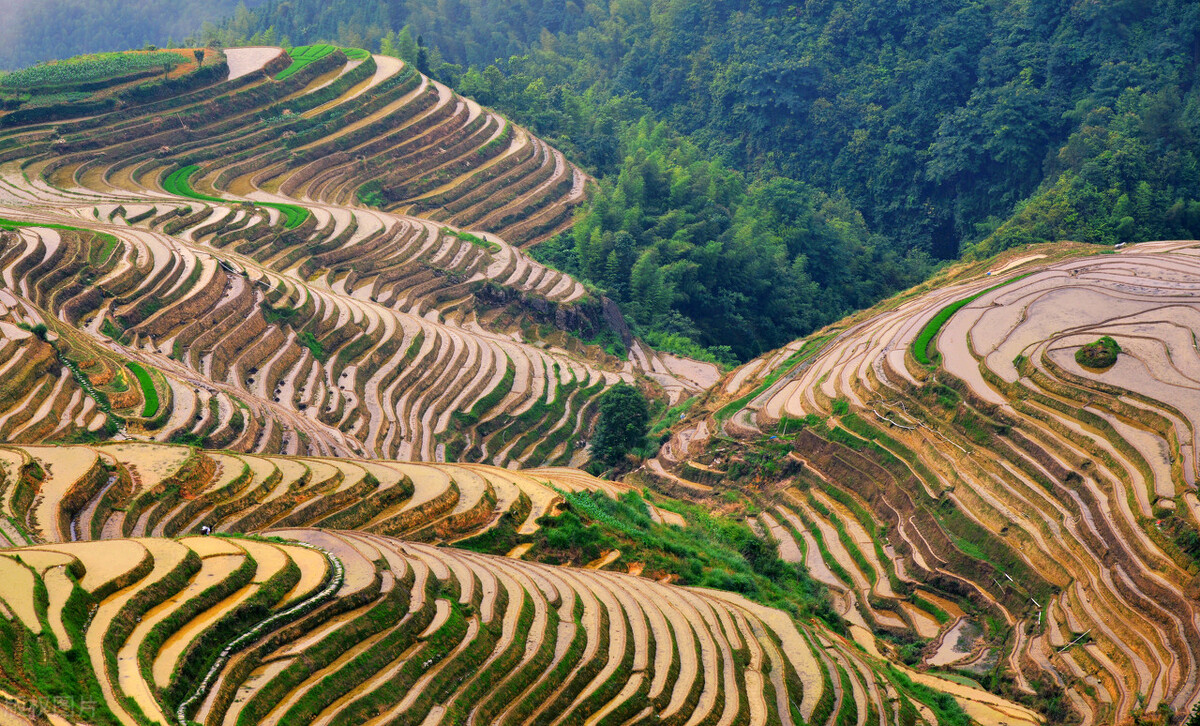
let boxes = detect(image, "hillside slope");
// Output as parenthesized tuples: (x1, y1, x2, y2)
(0, 46, 714, 465)
(0, 441, 1042, 726)
(654, 240, 1200, 724)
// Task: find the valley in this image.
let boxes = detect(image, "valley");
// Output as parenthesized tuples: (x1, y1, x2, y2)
(0, 39, 1197, 726)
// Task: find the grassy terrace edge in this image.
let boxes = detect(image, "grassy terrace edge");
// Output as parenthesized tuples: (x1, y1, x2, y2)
(911, 272, 1034, 366)
(276, 44, 370, 80)
(715, 335, 832, 421)
(125, 361, 159, 417)
(1, 216, 120, 248)
(163, 165, 309, 229)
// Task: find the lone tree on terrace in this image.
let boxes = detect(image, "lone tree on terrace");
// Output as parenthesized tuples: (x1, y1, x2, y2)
(193, 49, 204, 67)
(591, 383, 649, 467)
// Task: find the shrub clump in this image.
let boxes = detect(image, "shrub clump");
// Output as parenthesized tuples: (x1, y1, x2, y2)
(1075, 335, 1120, 370)
(589, 382, 649, 467)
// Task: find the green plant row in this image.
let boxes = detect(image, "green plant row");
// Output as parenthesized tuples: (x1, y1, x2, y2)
(0, 568, 120, 724)
(162, 165, 309, 229)
(909, 594, 951, 625)
(833, 411, 1052, 602)
(138, 554, 256, 696)
(505, 375, 586, 460)
(277, 44, 367, 80)
(276, 44, 338, 80)
(807, 494, 877, 587)
(103, 550, 202, 725)
(262, 583, 418, 723)
(162, 165, 221, 202)
(791, 504, 854, 588)
(0, 216, 119, 250)
(715, 335, 832, 422)
(911, 272, 1033, 366)
(0, 51, 184, 90)
(163, 554, 297, 708)
(814, 479, 906, 596)
(124, 362, 159, 417)
(452, 356, 514, 428)
(177, 543, 344, 723)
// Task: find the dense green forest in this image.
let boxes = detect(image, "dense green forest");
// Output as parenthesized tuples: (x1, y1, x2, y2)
(10, 0, 1200, 360)
(192, 0, 1200, 360)
(0, 0, 266, 70)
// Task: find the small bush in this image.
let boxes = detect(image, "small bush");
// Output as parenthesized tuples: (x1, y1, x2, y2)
(297, 331, 326, 361)
(1075, 335, 1120, 370)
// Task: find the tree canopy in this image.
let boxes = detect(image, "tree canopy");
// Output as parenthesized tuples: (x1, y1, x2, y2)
(190, 0, 1200, 360)
(591, 383, 650, 466)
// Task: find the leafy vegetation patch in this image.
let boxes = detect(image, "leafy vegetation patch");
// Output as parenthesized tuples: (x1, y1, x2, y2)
(912, 273, 1032, 366)
(441, 226, 500, 252)
(297, 331, 326, 361)
(0, 51, 183, 90)
(125, 362, 159, 417)
(640, 328, 734, 367)
(163, 165, 309, 228)
(530, 488, 842, 628)
(1075, 335, 1120, 370)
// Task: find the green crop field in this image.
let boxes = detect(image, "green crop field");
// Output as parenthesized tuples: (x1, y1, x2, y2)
(164, 165, 309, 228)
(276, 44, 370, 80)
(125, 362, 159, 417)
(278, 44, 332, 79)
(0, 51, 184, 89)
(910, 273, 1032, 366)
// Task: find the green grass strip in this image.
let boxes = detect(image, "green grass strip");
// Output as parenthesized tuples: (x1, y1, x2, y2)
(276, 44, 367, 79)
(163, 164, 222, 202)
(810, 494, 877, 586)
(125, 361, 159, 417)
(911, 272, 1033, 366)
(163, 165, 309, 229)
(715, 334, 832, 421)
(452, 356, 514, 427)
(0, 216, 120, 250)
(441, 226, 501, 252)
(259, 202, 308, 228)
(277, 44, 337, 80)
(910, 594, 951, 624)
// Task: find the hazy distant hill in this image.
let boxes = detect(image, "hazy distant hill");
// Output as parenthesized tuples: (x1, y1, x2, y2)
(0, 0, 266, 69)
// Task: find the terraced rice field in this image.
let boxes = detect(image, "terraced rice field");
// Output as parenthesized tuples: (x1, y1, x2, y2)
(0, 43, 1063, 726)
(0, 441, 1033, 726)
(1, 533, 798, 726)
(0, 442, 672, 547)
(658, 241, 1200, 724)
(0, 45, 708, 466)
